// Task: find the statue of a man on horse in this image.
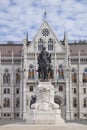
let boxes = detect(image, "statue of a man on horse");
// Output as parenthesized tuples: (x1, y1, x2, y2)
(38, 46, 51, 81)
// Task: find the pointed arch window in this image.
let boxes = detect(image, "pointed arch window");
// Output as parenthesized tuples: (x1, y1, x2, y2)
(72, 68, 77, 83)
(73, 97, 77, 107)
(83, 98, 87, 107)
(3, 73, 7, 83)
(4, 88, 10, 94)
(28, 64, 35, 79)
(48, 38, 53, 50)
(3, 98, 10, 108)
(16, 98, 20, 108)
(38, 38, 43, 51)
(48, 65, 54, 79)
(3, 69, 10, 84)
(83, 68, 87, 83)
(58, 65, 64, 79)
(16, 69, 20, 84)
(7, 73, 10, 84)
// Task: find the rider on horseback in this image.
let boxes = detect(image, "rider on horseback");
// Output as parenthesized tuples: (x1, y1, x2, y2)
(38, 46, 51, 81)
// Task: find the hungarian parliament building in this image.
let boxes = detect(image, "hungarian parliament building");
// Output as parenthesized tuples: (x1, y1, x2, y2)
(0, 20, 87, 121)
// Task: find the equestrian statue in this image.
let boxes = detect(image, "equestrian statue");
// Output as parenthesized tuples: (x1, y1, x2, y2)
(38, 46, 52, 81)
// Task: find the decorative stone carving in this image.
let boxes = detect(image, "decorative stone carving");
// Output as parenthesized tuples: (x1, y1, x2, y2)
(26, 82, 64, 125)
(31, 82, 59, 110)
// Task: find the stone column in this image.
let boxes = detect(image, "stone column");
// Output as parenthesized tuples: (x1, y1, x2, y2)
(65, 70, 70, 120)
(23, 39, 27, 120)
(65, 49, 71, 120)
(69, 59, 73, 120)
(11, 51, 14, 118)
(78, 51, 82, 119)
(20, 55, 23, 119)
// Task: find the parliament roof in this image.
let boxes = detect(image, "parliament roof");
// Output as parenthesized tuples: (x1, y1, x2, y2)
(0, 40, 87, 57)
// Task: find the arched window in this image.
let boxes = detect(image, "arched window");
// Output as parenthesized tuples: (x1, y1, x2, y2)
(15, 69, 21, 84)
(3, 98, 6, 107)
(7, 73, 10, 84)
(7, 88, 10, 94)
(16, 98, 20, 108)
(29, 86, 33, 92)
(48, 38, 53, 50)
(3, 73, 7, 83)
(4, 88, 6, 94)
(72, 68, 77, 83)
(38, 38, 43, 51)
(58, 65, 64, 79)
(3, 98, 10, 108)
(83, 98, 87, 107)
(16, 72, 20, 84)
(4, 88, 10, 94)
(28, 64, 35, 79)
(3, 69, 10, 84)
(73, 97, 77, 107)
(83, 68, 87, 83)
(7, 98, 10, 107)
(48, 65, 54, 79)
(59, 85, 63, 92)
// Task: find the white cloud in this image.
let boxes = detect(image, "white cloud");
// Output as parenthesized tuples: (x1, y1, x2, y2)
(0, 0, 10, 9)
(0, 0, 87, 41)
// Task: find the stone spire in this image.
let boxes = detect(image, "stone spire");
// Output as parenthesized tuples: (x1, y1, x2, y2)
(23, 32, 28, 48)
(63, 31, 68, 46)
(25, 32, 28, 42)
(24, 32, 28, 42)
(64, 31, 66, 41)
(43, 10, 47, 20)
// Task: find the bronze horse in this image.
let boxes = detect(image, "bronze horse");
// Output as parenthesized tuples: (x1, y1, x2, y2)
(38, 47, 52, 81)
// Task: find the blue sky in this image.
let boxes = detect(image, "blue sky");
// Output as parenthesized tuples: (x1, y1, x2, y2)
(0, 0, 87, 41)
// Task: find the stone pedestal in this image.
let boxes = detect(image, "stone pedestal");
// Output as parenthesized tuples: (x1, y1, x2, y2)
(26, 82, 64, 125)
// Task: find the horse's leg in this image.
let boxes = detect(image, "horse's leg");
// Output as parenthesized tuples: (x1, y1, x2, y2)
(42, 67, 45, 80)
(43, 69, 45, 81)
(41, 70, 43, 80)
(44, 67, 48, 80)
(44, 68, 46, 80)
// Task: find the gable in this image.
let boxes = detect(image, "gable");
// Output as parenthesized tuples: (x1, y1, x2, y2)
(28, 21, 65, 53)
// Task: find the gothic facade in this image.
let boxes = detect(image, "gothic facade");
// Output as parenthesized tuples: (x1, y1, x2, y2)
(0, 20, 87, 120)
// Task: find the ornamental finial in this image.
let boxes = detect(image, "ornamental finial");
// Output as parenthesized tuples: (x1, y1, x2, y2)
(44, 10, 47, 20)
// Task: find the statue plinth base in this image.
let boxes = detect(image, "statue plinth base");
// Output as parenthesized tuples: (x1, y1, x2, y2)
(26, 82, 64, 125)
(26, 109, 64, 125)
